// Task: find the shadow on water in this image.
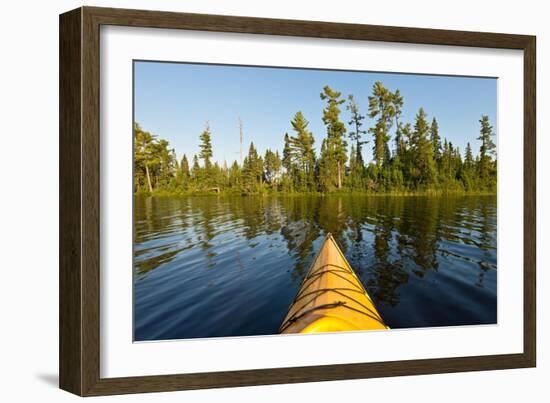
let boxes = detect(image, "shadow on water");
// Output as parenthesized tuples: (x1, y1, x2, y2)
(134, 194, 497, 340)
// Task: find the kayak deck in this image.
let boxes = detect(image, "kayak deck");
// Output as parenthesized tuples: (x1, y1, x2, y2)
(280, 233, 388, 334)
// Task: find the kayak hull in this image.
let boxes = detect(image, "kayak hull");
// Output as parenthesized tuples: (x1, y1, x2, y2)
(280, 233, 388, 334)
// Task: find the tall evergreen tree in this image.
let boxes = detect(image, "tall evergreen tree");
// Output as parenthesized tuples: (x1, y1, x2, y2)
(180, 154, 190, 178)
(199, 123, 213, 169)
(242, 142, 263, 193)
(228, 160, 242, 188)
(411, 108, 437, 187)
(320, 86, 347, 189)
(281, 132, 294, 191)
(192, 154, 200, 179)
(282, 133, 293, 173)
(390, 89, 404, 157)
(289, 111, 316, 190)
(464, 143, 474, 171)
(477, 115, 496, 185)
(346, 95, 367, 167)
(153, 139, 177, 188)
(441, 139, 451, 179)
(264, 149, 282, 188)
(134, 123, 158, 192)
(397, 123, 413, 182)
(368, 82, 395, 167)
(459, 142, 475, 190)
(318, 138, 332, 191)
(430, 117, 442, 163)
(175, 154, 190, 190)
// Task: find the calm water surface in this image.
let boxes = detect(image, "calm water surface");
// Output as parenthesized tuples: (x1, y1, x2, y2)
(134, 195, 496, 341)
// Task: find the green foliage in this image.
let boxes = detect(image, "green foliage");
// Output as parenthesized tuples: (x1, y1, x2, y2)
(319, 86, 347, 190)
(199, 123, 213, 169)
(410, 108, 437, 188)
(176, 154, 190, 190)
(477, 115, 497, 190)
(134, 83, 496, 196)
(134, 123, 177, 193)
(430, 117, 442, 163)
(242, 142, 264, 194)
(264, 149, 282, 189)
(287, 111, 316, 191)
(346, 95, 367, 166)
(346, 95, 368, 189)
(368, 82, 401, 168)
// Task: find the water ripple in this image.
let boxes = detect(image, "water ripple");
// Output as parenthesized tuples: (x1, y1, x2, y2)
(134, 195, 497, 340)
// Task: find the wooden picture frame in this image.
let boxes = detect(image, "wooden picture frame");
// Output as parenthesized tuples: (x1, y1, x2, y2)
(59, 6, 536, 396)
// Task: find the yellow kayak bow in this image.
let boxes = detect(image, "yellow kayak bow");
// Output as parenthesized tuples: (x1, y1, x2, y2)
(280, 233, 388, 334)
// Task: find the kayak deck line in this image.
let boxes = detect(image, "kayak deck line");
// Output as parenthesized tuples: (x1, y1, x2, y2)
(280, 233, 389, 334)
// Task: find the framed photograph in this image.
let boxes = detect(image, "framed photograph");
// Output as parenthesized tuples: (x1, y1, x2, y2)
(59, 6, 536, 396)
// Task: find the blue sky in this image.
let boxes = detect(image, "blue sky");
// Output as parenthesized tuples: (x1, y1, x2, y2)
(134, 61, 497, 165)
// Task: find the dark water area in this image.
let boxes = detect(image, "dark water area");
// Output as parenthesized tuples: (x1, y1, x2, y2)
(134, 194, 497, 341)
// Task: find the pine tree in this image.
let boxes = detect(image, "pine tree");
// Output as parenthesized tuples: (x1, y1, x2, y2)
(368, 82, 395, 167)
(242, 142, 263, 193)
(180, 154, 190, 178)
(153, 139, 177, 188)
(430, 117, 442, 163)
(391, 89, 404, 156)
(441, 139, 451, 179)
(289, 111, 316, 190)
(282, 133, 294, 191)
(346, 95, 367, 167)
(394, 123, 403, 160)
(411, 108, 437, 187)
(398, 123, 413, 184)
(282, 133, 292, 173)
(318, 138, 333, 192)
(134, 123, 158, 192)
(460, 142, 475, 191)
(320, 86, 347, 189)
(192, 154, 200, 181)
(228, 160, 242, 189)
(264, 149, 282, 188)
(477, 115, 496, 187)
(464, 143, 474, 171)
(199, 123, 213, 169)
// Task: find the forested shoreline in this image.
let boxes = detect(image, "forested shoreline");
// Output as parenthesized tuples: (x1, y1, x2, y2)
(134, 82, 497, 195)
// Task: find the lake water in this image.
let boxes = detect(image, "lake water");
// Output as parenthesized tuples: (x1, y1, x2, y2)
(134, 194, 497, 341)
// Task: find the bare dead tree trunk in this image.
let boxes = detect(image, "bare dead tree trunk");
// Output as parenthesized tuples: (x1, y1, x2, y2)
(145, 163, 153, 193)
(239, 117, 243, 166)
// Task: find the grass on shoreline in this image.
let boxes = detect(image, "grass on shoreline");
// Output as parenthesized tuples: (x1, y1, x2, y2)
(135, 189, 497, 198)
